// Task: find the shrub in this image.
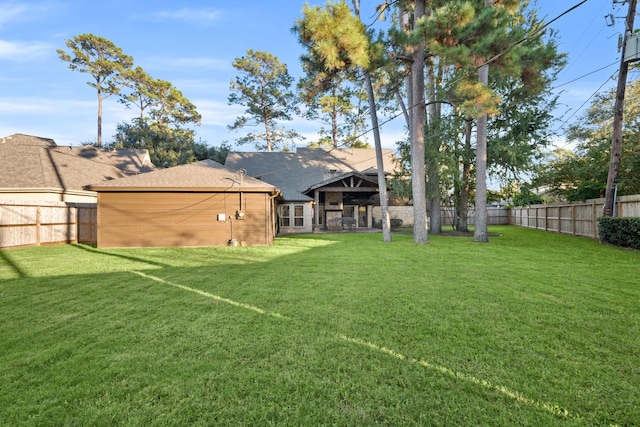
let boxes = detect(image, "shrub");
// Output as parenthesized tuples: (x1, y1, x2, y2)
(390, 218, 403, 228)
(512, 186, 544, 207)
(597, 217, 640, 249)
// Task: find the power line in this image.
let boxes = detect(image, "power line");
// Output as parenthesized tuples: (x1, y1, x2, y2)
(553, 74, 615, 148)
(371, 0, 593, 142)
(561, 1, 609, 75)
(553, 61, 619, 89)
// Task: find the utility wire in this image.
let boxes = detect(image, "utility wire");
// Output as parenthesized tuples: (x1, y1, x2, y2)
(553, 61, 618, 89)
(562, 1, 608, 75)
(362, 0, 593, 144)
(238, 1, 592, 181)
(554, 74, 615, 148)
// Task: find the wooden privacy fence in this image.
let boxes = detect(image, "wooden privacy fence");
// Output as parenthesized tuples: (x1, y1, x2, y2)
(510, 195, 640, 239)
(379, 206, 510, 227)
(0, 200, 96, 249)
(441, 207, 510, 226)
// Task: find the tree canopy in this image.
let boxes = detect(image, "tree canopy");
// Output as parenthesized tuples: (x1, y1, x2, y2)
(57, 33, 133, 146)
(228, 49, 302, 152)
(57, 33, 225, 168)
(295, 0, 393, 241)
(385, 0, 562, 235)
(294, 1, 375, 149)
(533, 78, 640, 201)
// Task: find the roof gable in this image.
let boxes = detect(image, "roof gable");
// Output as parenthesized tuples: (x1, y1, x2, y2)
(305, 171, 378, 193)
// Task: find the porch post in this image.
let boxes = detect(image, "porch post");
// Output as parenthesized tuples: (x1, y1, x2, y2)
(314, 189, 320, 231)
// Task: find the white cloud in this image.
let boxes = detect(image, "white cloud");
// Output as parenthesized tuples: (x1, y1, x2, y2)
(0, 3, 28, 28)
(0, 97, 66, 114)
(0, 2, 64, 30)
(0, 39, 52, 62)
(194, 99, 244, 127)
(149, 8, 221, 25)
(0, 96, 95, 144)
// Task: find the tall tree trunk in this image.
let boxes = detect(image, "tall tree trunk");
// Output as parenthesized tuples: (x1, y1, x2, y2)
(474, 0, 491, 242)
(411, 0, 428, 243)
(265, 120, 272, 152)
(426, 60, 441, 234)
(474, 61, 489, 243)
(97, 87, 103, 147)
(353, 0, 391, 241)
(456, 119, 472, 232)
(332, 107, 338, 148)
(365, 73, 392, 241)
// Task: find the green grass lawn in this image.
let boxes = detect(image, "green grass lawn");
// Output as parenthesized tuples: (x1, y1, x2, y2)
(1, 226, 638, 426)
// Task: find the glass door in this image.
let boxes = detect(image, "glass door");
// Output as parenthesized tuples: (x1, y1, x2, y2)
(358, 206, 368, 228)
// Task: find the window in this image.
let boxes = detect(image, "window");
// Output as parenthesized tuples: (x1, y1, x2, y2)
(280, 204, 304, 228)
(280, 205, 290, 227)
(294, 205, 304, 227)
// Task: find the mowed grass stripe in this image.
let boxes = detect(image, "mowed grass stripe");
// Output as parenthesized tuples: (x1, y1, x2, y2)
(133, 268, 581, 422)
(132, 270, 290, 320)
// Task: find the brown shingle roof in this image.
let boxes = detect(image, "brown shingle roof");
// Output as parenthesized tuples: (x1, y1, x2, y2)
(224, 147, 395, 201)
(58, 146, 155, 174)
(0, 134, 128, 191)
(85, 159, 279, 194)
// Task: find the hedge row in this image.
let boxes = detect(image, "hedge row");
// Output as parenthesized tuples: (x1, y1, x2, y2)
(597, 217, 640, 249)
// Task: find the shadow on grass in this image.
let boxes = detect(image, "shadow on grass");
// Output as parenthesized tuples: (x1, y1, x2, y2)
(0, 250, 28, 278)
(70, 243, 172, 269)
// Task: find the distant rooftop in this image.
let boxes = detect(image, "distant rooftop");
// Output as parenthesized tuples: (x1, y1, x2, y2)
(225, 147, 395, 201)
(0, 133, 156, 192)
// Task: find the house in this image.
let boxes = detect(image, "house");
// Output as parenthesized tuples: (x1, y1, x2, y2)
(85, 159, 280, 248)
(224, 147, 398, 234)
(0, 133, 155, 203)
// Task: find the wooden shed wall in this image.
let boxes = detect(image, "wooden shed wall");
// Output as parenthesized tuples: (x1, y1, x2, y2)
(97, 191, 275, 248)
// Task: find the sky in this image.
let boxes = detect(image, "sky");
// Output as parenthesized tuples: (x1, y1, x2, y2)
(0, 0, 630, 152)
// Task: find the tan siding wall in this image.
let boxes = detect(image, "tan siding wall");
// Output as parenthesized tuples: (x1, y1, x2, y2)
(97, 192, 274, 248)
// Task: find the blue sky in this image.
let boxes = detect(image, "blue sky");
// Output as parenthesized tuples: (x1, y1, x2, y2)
(0, 0, 628, 150)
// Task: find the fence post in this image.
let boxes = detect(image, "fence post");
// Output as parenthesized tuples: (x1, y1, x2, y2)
(592, 202, 597, 239)
(36, 206, 41, 246)
(545, 205, 548, 231)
